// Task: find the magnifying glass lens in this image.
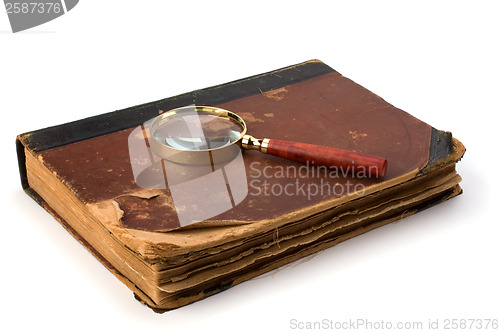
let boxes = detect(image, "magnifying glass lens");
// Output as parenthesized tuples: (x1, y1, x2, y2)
(153, 113, 244, 151)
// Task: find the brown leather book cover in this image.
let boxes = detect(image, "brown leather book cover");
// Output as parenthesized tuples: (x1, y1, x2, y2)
(17, 60, 465, 311)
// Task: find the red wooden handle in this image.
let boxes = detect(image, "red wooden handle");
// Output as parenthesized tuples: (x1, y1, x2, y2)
(266, 139, 387, 178)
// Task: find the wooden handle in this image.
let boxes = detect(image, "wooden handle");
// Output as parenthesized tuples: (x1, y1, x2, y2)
(266, 139, 387, 178)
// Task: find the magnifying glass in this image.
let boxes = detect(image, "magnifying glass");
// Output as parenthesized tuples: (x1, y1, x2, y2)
(149, 106, 387, 178)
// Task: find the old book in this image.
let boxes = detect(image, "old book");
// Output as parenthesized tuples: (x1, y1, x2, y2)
(17, 60, 465, 312)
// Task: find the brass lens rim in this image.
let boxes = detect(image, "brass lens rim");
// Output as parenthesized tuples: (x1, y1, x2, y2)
(148, 105, 248, 164)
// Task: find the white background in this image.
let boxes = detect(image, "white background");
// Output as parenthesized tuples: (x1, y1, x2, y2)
(1, 1, 499, 332)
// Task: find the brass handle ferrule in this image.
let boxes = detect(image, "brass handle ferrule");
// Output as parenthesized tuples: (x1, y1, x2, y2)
(241, 135, 269, 154)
